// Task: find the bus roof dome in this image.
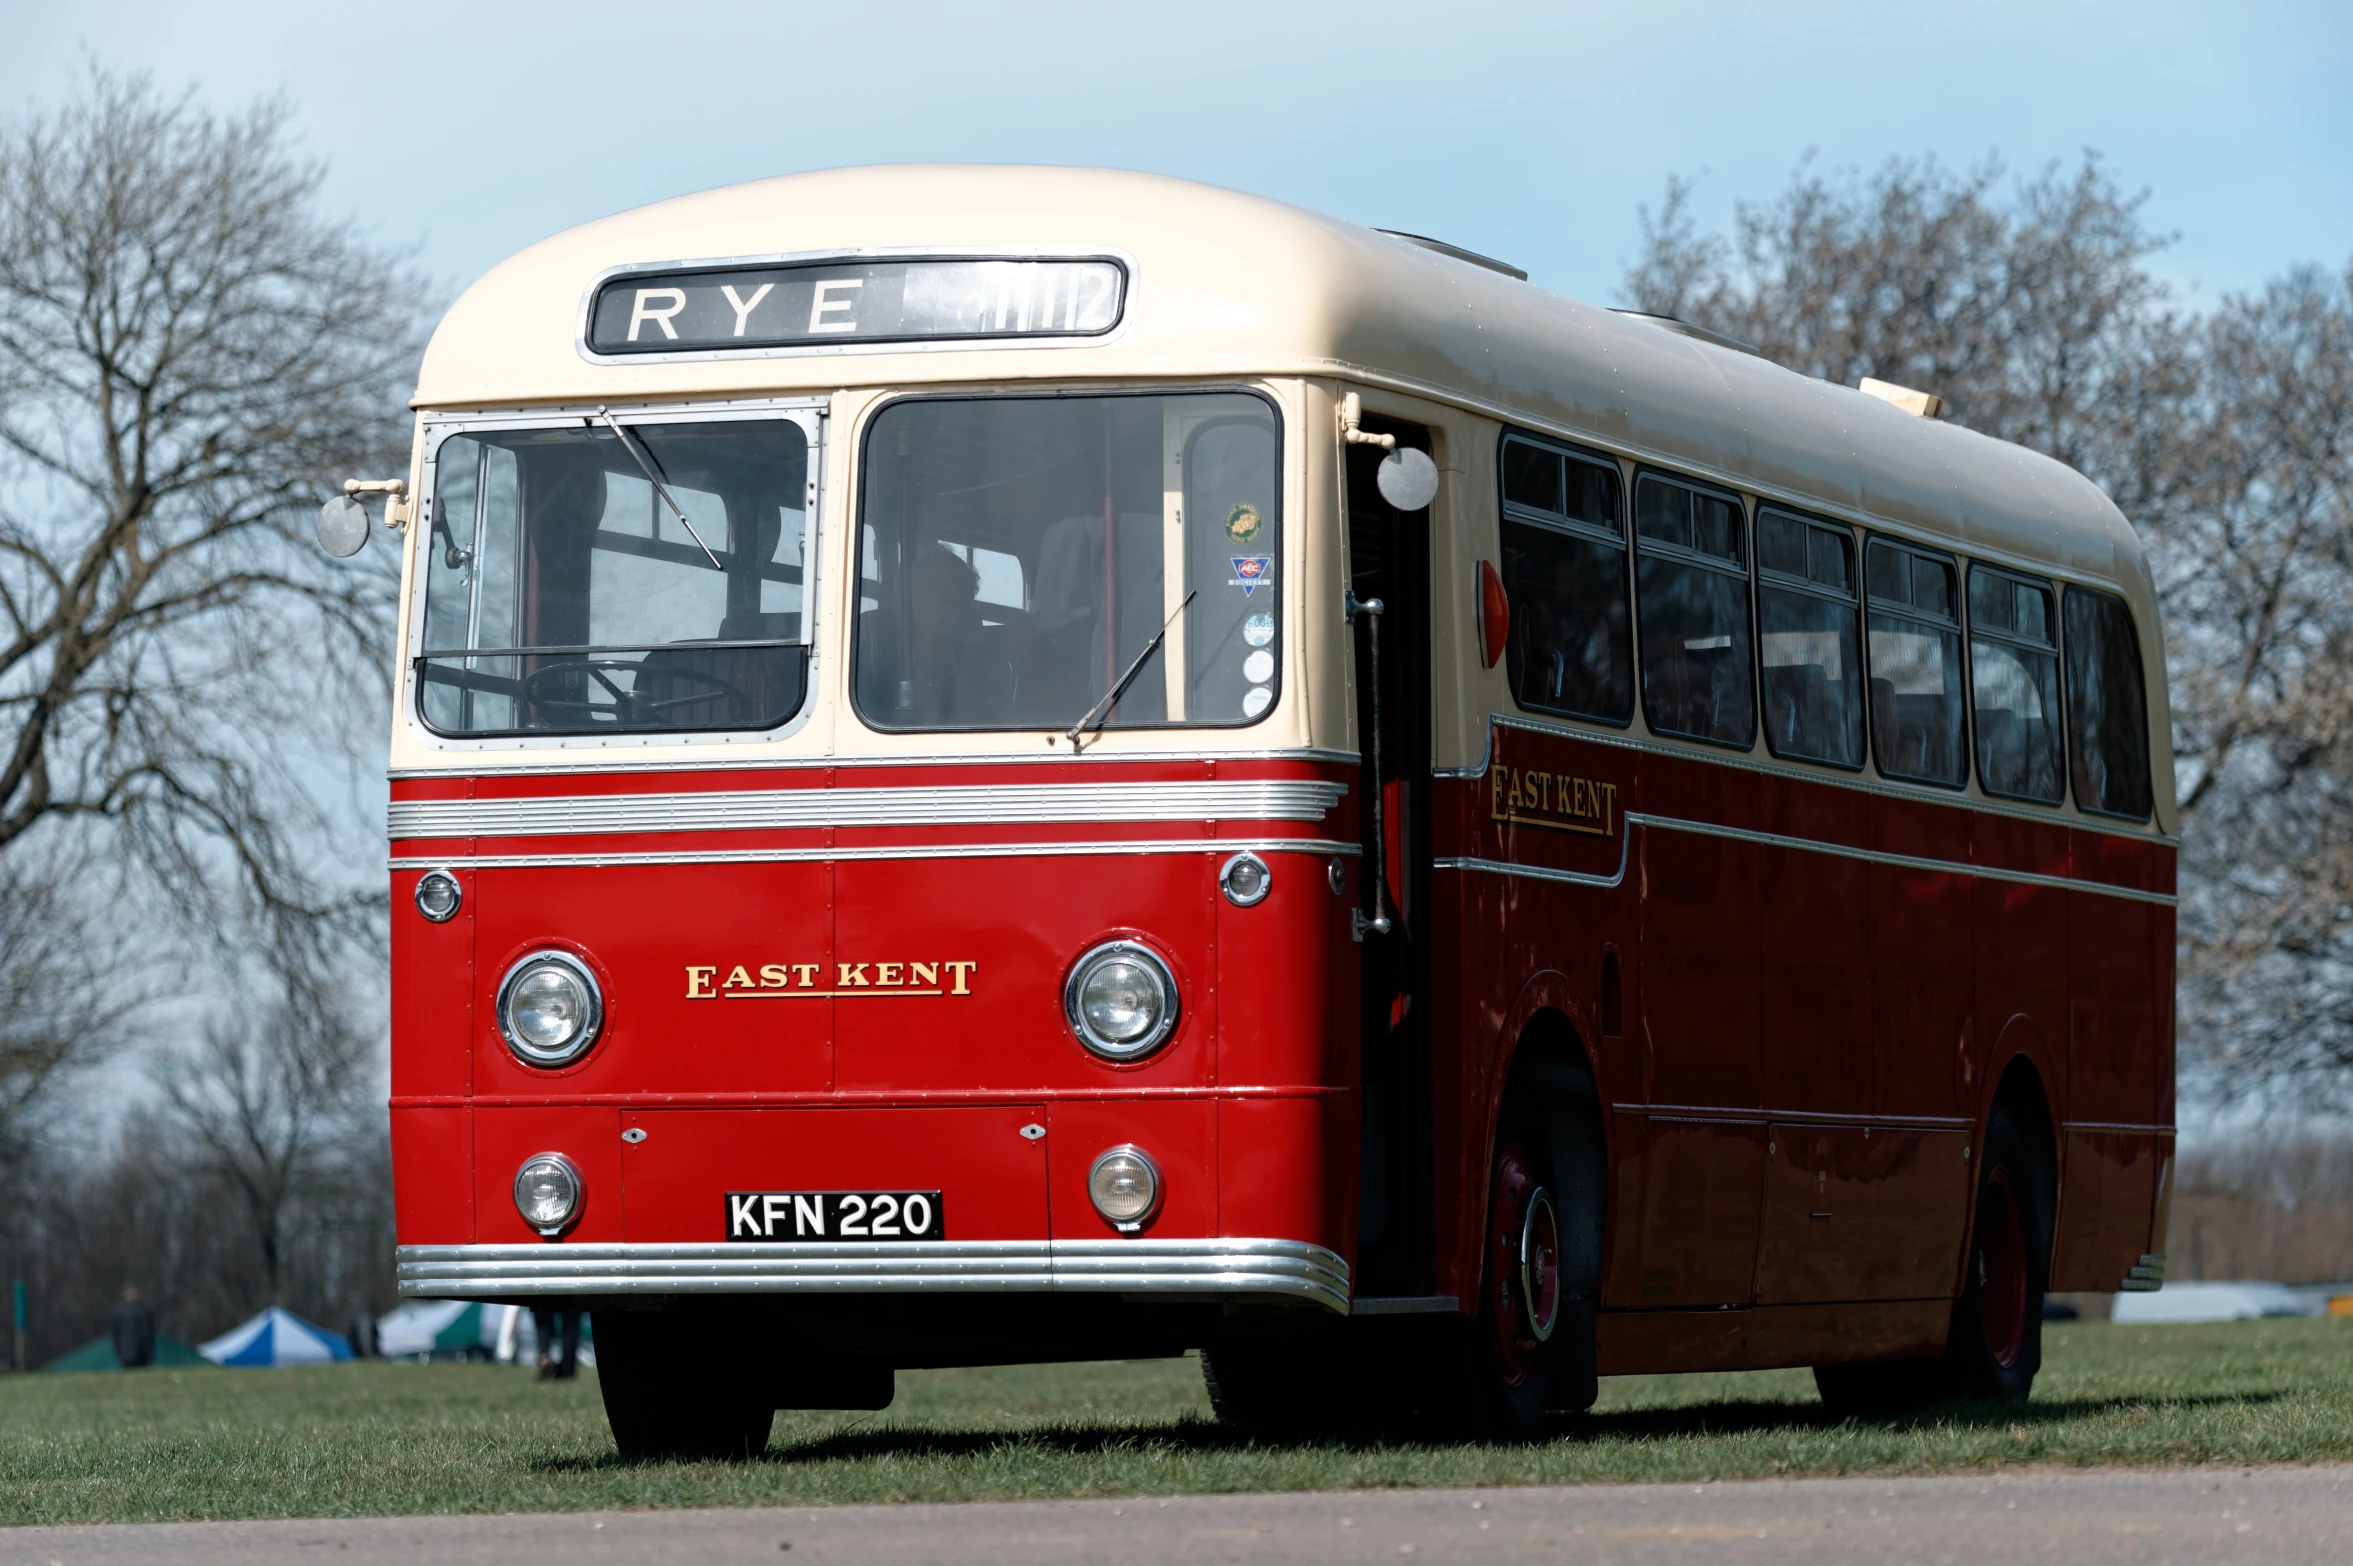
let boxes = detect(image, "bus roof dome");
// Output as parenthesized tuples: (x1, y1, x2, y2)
(416, 164, 2149, 595)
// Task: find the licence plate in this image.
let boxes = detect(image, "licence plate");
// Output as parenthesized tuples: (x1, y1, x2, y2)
(725, 1190, 943, 1242)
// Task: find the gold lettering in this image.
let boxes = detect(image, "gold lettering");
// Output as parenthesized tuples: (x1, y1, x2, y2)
(792, 963, 821, 988)
(759, 964, 790, 989)
(945, 960, 978, 996)
(838, 962, 871, 987)
(910, 961, 939, 986)
(876, 962, 906, 988)
(1491, 770, 1507, 819)
(723, 965, 755, 990)
(1507, 768, 1524, 811)
(685, 965, 717, 999)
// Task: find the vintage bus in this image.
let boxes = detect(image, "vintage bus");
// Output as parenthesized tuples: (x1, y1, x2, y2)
(336, 166, 2174, 1454)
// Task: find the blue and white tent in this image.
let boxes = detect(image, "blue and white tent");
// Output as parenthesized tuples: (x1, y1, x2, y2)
(197, 1306, 353, 1367)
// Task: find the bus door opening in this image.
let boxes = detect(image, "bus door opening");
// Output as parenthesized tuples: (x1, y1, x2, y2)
(1347, 416, 1436, 1298)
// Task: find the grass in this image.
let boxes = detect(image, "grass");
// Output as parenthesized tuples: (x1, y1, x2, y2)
(2, 1319, 2350, 1526)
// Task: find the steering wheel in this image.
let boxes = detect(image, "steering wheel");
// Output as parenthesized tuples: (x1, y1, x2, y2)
(518, 658, 752, 726)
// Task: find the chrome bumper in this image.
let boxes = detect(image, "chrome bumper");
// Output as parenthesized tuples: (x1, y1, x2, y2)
(2121, 1252, 2167, 1292)
(397, 1237, 1351, 1313)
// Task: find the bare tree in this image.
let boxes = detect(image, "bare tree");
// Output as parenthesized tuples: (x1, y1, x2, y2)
(0, 70, 425, 949)
(157, 974, 379, 1299)
(1624, 158, 2353, 1106)
(0, 853, 146, 1170)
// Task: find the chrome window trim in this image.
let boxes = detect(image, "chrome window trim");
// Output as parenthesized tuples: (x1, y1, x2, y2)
(387, 745, 1363, 780)
(1435, 715, 2180, 848)
(387, 779, 1346, 841)
(396, 1236, 1350, 1314)
(1440, 810, 2174, 907)
(404, 400, 827, 755)
(574, 245, 1141, 367)
(389, 838, 1360, 872)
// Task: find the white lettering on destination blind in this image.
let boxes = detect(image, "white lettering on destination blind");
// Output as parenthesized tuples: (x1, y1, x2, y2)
(595, 259, 1123, 353)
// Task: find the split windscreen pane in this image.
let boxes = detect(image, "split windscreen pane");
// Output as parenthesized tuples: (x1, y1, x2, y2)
(1756, 508, 1863, 769)
(1498, 435, 1632, 725)
(2063, 586, 2154, 820)
(1865, 537, 1967, 787)
(1634, 474, 1753, 747)
(1969, 566, 2065, 804)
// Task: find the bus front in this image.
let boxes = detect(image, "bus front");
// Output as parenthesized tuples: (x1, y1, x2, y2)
(375, 248, 1362, 1454)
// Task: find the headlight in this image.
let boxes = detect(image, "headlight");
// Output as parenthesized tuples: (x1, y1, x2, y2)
(1064, 941, 1178, 1061)
(496, 951, 604, 1067)
(413, 869, 462, 923)
(513, 1152, 582, 1236)
(1087, 1145, 1163, 1231)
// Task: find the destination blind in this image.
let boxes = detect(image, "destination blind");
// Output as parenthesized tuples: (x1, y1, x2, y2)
(586, 257, 1125, 354)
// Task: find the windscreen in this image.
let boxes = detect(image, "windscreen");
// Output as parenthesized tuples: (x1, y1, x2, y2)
(854, 393, 1282, 732)
(417, 418, 810, 737)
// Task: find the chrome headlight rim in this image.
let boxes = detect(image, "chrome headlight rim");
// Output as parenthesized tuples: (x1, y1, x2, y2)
(494, 949, 605, 1068)
(1063, 940, 1180, 1062)
(1086, 1143, 1165, 1232)
(413, 868, 463, 924)
(1218, 851, 1272, 908)
(512, 1150, 583, 1238)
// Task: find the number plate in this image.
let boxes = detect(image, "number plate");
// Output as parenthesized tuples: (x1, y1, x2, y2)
(725, 1190, 943, 1242)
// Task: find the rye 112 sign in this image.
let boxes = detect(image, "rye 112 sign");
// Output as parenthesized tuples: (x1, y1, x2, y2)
(585, 256, 1125, 354)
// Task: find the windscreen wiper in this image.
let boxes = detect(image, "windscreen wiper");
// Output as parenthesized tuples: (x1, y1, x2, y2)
(1067, 591, 1195, 748)
(592, 407, 723, 571)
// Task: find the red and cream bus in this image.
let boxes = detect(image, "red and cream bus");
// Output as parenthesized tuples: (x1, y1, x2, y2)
(336, 166, 2173, 1453)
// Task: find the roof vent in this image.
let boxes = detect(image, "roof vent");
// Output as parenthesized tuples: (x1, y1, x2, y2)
(1858, 378, 1945, 419)
(1377, 230, 1527, 281)
(1609, 310, 1759, 357)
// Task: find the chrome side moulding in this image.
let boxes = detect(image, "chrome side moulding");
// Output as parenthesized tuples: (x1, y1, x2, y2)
(397, 1237, 1351, 1313)
(387, 779, 1348, 841)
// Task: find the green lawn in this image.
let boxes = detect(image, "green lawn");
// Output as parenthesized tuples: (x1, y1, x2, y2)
(3, 1319, 2349, 1526)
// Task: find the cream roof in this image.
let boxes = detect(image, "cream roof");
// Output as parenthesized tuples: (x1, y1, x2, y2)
(417, 165, 2150, 591)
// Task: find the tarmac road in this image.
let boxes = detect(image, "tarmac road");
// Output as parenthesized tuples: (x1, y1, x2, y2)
(9, 1465, 2350, 1565)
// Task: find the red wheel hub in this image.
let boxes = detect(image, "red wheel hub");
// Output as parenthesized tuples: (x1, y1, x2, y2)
(1975, 1166, 2029, 1369)
(1489, 1144, 1561, 1385)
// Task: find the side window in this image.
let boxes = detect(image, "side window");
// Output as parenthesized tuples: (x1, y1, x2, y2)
(1755, 507, 1863, 768)
(2063, 586, 2154, 820)
(1864, 537, 1967, 787)
(1969, 566, 2065, 803)
(1497, 434, 1632, 724)
(1633, 473, 1754, 747)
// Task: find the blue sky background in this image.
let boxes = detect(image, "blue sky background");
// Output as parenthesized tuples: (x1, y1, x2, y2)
(6, 0, 2350, 313)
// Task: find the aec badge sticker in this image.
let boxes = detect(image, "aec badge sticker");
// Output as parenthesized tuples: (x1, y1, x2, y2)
(1229, 557, 1272, 595)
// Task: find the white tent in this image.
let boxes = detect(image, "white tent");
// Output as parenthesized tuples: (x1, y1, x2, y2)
(376, 1299, 500, 1359)
(197, 1306, 352, 1367)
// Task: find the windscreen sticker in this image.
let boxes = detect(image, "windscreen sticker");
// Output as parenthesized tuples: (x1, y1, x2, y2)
(1229, 557, 1273, 595)
(1223, 503, 1264, 544)
(1243, 612, 1275, 647)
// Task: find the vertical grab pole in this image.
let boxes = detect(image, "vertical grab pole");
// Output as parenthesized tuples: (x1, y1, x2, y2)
(1349, 588, 1391, 940)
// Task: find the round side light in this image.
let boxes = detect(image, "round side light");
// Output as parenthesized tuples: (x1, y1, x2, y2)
(414, 869, 462, 923)
(1087, 1145, 1163, 1232)
(1219, 851, 1272, 908)
(1063, 941, 1179, 1061)
(495, 950, 605, 1067)
(513, 1151, 583, 1237)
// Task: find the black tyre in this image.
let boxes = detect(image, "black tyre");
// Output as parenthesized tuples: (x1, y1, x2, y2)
(1200, 1333, 1367, 1437)
(1813, 1100, 2053, 1415)
(595, 1309, 776, 1461)
(1463, 1102, 1568, 1439)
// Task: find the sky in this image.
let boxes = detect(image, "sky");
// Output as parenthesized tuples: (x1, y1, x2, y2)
(5, 0, 2351, 317)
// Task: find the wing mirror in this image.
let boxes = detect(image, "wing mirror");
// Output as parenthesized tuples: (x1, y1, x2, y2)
(317, 480, 408, 559)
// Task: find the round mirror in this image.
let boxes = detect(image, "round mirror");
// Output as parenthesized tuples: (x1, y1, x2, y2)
(316, 495, 370, 558)
(1376, 447, 1440, 511)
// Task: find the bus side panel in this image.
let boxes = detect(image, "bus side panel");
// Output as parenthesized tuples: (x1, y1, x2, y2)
(390, 860, 473, 1101)
(1219, 1096, 1352, 1261)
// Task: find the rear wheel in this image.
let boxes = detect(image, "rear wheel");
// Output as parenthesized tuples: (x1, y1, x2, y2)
(595, 1308, 775, 1461)
(1813, 1100, 2053, 1415)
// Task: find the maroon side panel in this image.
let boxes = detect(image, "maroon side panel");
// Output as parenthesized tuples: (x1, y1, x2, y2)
(1756, 1125, 1971, 1301)
(1756, 771, 1872, 1117)
(1626, 1117, 1767, 1306)
(1971, 812, 2072, 1113)
(619, 1106, 1048, 1243)
(390, 1106, 473, 1244)
(473, 1106, 622, 1245)
(1869, 792, 1973, 1121)
(1598, 1298, 1948, 1375)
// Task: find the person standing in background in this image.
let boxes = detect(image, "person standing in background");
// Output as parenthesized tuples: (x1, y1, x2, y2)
(531, 1304, 579, 1380)
(111, 1286, 155, 1369)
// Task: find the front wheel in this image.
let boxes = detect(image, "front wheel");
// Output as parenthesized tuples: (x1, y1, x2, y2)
(1462, 1115, 1577, 1439)
(595, 1309, 775, 1461)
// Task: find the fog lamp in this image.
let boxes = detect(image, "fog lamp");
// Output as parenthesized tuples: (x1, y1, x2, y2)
(414, 868, 462, 923)
(513, 1152, 582, 1236)
(1064, 941, 1178, 1061)
(496, 951, 604, 1067)
(1087, 1145, 1163, 1231)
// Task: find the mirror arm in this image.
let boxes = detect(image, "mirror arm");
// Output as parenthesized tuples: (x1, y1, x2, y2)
(1339, 391, 1397, 450)
(345, 478, 412, 529)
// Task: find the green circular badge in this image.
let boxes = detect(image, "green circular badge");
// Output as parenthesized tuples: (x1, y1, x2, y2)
(1224, 503, 1263, 544)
